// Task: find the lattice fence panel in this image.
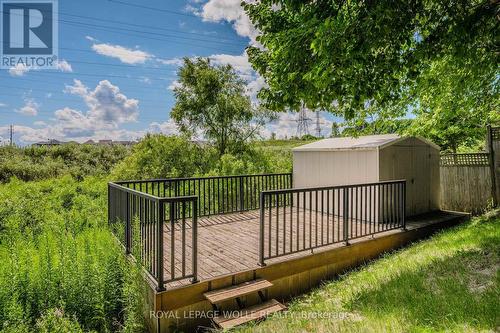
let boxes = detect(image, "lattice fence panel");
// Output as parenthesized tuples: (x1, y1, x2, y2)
(440, 153, 490, 166)
(491, 127, 500, 141)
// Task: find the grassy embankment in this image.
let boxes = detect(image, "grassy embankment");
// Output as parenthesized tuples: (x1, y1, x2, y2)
(237, 212, 500, 333)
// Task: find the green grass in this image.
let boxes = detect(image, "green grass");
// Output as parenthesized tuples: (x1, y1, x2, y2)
(237, 212, 500, 333)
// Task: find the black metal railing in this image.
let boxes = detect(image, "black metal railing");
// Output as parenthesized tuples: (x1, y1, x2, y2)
(258, 180, 406, 265)
(108, 172, 291, 290)
(108, 183, 198, 291)
(115, 173, 292, 218)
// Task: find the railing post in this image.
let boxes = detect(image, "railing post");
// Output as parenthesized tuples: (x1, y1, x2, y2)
(191, 198, 199, 283)
(156, 200, 165, 292)
(107, 184, 111, 226)
(343, 188, 349, 245)
(402, 181, 407, 231)
(239, 176, 245, 212)
(258, 192, 266, 266)
(487, 125, 498, 207)
(125, 192, 131, 254)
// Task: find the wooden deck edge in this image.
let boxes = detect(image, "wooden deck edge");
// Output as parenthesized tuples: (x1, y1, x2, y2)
(153, 211, 469, 313)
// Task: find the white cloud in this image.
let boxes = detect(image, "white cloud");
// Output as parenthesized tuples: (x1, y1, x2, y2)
(207, 52, 265, 102)
(261, 110, 333, 139)
(197, 0, 259, 43)
(91, 43, 152, 64)
(16, 98, 39, 116)
(167, 80, 181, 91)
(148, 119, 179, 135)
(246, 75, 267, 102)
(0, 80, 146, 144)
(56, 59, 73, 72)
(184, 4, 200, 15)
(9, 63, 30, 76)
(157, 57, 184, 66)
(0, 103, 7, 107)
(209, 53, 253, 74)
(8, 60, 72, 76)
(0, 119, 181, 145)
(65, 79, 139, 124)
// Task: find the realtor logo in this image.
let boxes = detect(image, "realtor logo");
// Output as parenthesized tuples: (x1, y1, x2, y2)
(1, 0, 58, 69)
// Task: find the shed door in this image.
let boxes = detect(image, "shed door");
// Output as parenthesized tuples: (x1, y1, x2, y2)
(410, 145, 431, 215)
(379, 143, 432, 216)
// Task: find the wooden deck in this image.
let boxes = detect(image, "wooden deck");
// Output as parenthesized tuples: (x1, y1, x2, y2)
(162, 209, 460, 289)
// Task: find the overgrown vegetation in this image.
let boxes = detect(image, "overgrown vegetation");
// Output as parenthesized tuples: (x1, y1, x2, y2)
(1, 133, 496, 332)
(0, 136, 294, 332)
(112, 134, 293, 180)
(237, 212, 500, 333)
(0, 144, 129, 183)
(0, 176, 147, 332)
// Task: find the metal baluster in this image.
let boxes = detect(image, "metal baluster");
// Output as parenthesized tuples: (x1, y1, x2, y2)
(157, 200, 165, 291)
(259, 193, 265, 266)
(169, 201, 175, 282)
(181, 201, 186, 277)
(344, 188, 349, 245)
(191, 198, 198, 283)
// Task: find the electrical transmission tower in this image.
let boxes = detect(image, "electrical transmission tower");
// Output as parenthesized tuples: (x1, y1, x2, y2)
(315, 111, 321, 137)
(296, 104, 311, 137)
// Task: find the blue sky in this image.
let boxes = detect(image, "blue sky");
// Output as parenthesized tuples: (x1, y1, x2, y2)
(0, 0, 336, 145)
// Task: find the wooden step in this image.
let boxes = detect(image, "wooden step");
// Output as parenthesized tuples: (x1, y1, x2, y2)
(204, 279, 273, 304)
(213, 299, 286, 329)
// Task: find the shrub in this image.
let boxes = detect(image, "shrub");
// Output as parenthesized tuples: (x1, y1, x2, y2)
(112, 134, 293, 181)
(35, 309, 84, 333)
(111, 134, 211, 180)
(0, 144, 129, 183)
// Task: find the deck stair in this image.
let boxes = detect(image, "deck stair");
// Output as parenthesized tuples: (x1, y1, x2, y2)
(203, 279, 286, 329)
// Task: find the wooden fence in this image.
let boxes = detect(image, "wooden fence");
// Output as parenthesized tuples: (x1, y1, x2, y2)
(439, 126, 499, 214)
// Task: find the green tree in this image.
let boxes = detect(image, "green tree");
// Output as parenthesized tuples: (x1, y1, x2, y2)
(111, 134, 208, 180)
(171, 58, 266, 156)
(244, 0, 498, 148)
(404, 55, 499, 152)
(330, 122, 341, 137)
(341, 118, 414, 138)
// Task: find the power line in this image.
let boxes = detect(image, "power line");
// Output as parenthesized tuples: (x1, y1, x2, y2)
(59, 19, 241, 47)
(107, 0, 201, 19)
(1, 38, 251, 73)
(4, 3, 233, 40)
(4, 69, 174, 81)
(0, 10, 244, 53)
(0, 85, 171, 105)
(45, 6, 238, 41)
(62, 59, 250, 73)
(5, 76, 174, 94)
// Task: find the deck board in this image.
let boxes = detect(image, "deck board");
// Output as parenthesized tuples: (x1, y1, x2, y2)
(161, 209, 459, 289)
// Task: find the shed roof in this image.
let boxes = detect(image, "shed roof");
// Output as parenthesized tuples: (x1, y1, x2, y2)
(292, 134, 439, 152)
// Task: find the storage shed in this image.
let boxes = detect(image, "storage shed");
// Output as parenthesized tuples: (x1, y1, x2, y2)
(292, 134, 440, 216)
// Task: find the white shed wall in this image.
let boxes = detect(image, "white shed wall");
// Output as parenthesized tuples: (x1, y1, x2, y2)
(292, 136, 440, 218)
(378, 137, 440, 216)
(292, 150, 379, 189)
